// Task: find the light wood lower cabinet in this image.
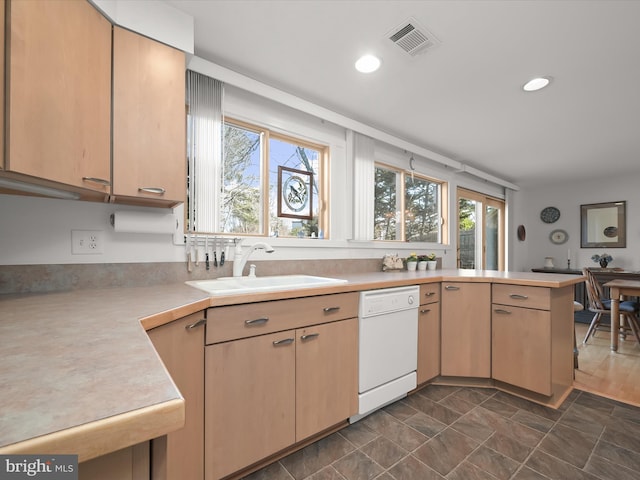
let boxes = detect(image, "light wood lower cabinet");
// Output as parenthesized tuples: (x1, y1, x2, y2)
(492, 305, 551, 395)
(205, 317, 357, 480)
(79, 443, 149, 480)
(148, 312, 205, 480)
(417, 283, 440, 384)
(491, 284, 574, 398)
(441, 282, 491, 377)
(296, 319, 358, 440)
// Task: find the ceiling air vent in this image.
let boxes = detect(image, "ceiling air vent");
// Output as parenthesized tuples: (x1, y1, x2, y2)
(387, 18, 439, 57)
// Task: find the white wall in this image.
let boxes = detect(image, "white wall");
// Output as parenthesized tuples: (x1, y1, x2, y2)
(511, 174, 640, 272)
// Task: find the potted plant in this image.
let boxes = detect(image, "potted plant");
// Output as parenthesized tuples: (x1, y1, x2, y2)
(426, 253, 437, 270)
(591, 253, 613, 268)
(406, 252, 418, 271)
(417, 254, 428, 271)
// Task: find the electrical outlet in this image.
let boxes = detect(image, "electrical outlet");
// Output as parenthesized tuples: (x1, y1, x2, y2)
(71, 230, 104, 255)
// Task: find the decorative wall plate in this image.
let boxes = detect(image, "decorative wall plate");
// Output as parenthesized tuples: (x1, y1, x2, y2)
(540, 206, 560, 224)
(517, 225, 526, 241)
(549, 229, 568, 245)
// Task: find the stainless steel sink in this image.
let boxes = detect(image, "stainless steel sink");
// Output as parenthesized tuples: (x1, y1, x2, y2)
(186, 275, 348, 296)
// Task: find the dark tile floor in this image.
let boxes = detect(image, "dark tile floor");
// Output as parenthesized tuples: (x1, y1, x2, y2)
(243, 385, 640, 480)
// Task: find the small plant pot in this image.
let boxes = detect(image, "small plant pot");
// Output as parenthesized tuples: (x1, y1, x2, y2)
(407, 261, 417, 271)
(427, 261, 437, 270)
(417, 261, 427, 271)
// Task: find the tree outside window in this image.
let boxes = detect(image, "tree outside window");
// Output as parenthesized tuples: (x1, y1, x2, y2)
(374, 164, 444, 243)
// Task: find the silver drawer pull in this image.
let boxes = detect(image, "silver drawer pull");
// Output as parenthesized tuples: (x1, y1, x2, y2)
(185, 318, 206, 330)
(273, 338, 295, 346)
(445, 285, 460, 291)
(138, 187, 166, 195)
(424, 292, 436, 296)
(323, 306, 340, 313)
(245, 317, 269, 326)
(494, 309, 512, 314)
(509, 294, 529, 300)
(420, 309, 431, 314)
(82, 176, 111, 186)
(300, 333, 320, 341)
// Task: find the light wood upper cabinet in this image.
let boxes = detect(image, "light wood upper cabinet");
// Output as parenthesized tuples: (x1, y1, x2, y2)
(6, 0, 111, 192)
(148, 313, 205, 480)
(112, 26, 186, 206)
(441, 282, 491, 378)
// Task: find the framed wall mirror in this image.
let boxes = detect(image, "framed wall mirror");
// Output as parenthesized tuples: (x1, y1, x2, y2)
(580, 201, 626, 248)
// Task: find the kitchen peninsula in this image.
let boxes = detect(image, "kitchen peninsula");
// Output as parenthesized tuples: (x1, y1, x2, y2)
(0, 269, 582, 478)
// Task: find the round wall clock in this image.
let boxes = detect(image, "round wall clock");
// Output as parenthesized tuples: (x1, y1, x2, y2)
(540, 206, 560, 224)
(549, 229, 568, 244)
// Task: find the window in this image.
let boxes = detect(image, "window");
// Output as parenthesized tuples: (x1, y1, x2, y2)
(218, 118, 328, 238)
(374, 164, 446, 242)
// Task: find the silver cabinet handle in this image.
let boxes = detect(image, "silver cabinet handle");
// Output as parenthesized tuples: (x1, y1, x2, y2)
(445, 285, 460, 291)
(420, 309, 431, 314)
(273, 338, 294, 346)
(494, 309, 512, 314)
(424, 292, 436, 297)
(300, 333, 320, 341)
(245, 317, 269, 326)
(323, 306, 340, 313)
(82, 176, 111, 186)
(185, 318, 206, 330)
(138, 187, 166, 195)
(509, 294, 529, 300)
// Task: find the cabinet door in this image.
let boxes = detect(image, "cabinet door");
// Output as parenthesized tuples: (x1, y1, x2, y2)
(492, 305, 552, 395)
(7, 0, 111, 191)
(205, 332, 295, 479)
(441, 282, 491, 377)
(148, 313, 205, 480)
(417, 302, 440, 384)
(79, 443, 149, 480)
(296, 318, 358, 440)
(113, 27, 186, 205)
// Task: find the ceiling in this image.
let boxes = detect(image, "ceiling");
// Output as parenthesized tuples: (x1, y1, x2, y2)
(165, 0, 640, 188)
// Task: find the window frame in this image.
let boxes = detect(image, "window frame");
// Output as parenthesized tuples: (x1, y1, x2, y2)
(220, 117, 330, 238)
(374, 162, 448, 244)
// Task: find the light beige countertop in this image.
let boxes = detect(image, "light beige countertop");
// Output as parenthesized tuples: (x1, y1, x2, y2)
(0, 269, 582, 461)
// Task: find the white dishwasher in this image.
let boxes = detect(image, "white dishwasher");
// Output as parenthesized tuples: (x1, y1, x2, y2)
(350, 285, 419, 423)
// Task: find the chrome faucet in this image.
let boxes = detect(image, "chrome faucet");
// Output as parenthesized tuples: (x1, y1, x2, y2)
(232, 240, 275, 277)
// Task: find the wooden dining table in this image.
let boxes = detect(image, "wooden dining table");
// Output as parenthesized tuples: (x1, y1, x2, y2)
(604, 279, 640, 351)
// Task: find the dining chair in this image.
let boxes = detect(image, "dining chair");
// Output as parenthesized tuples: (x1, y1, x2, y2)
(582, 267, 640, 344)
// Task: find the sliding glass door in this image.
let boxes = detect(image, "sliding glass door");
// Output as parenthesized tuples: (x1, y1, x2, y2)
(457, 188, 505, 270)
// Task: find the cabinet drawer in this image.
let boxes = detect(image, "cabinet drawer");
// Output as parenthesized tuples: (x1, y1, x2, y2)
(492, 284, 550, 310)
(420, 283, 440, 304)
(206, 292, 358, 344)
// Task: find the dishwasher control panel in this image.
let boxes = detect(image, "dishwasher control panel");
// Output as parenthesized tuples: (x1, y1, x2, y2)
(359, 286, 419, 317)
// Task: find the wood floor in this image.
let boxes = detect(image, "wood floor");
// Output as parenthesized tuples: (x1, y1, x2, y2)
(574, 321, 640, 407)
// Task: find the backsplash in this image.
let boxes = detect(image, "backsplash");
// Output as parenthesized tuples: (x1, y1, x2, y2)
(0, 259, 383, 294)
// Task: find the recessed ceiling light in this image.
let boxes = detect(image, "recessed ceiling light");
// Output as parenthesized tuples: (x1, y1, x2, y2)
(523, 76, 551, 92)
(355, 55, 381, 73)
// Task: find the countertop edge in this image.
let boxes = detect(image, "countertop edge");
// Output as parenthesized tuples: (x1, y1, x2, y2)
(0, 398, 184, 463)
